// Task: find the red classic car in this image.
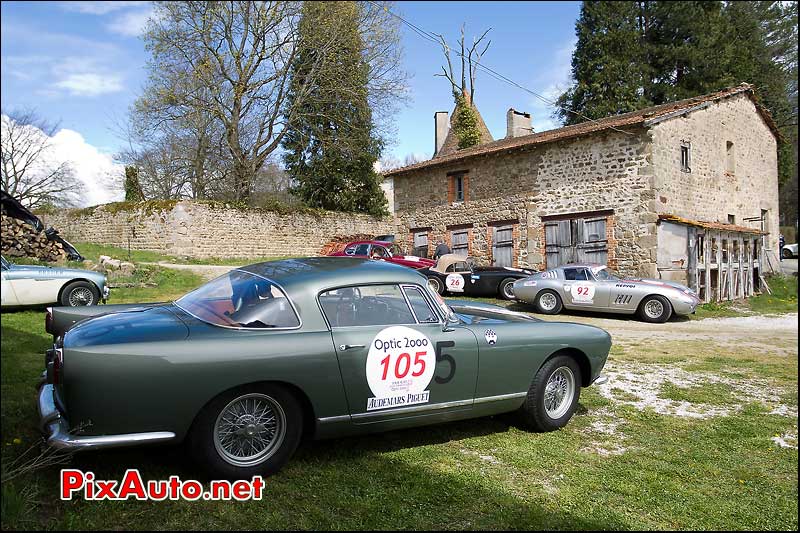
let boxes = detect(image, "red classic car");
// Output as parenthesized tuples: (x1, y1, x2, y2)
(328, 241, 436, 269)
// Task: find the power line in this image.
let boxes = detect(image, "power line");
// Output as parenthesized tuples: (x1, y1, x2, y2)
(370, 1, 634, 135)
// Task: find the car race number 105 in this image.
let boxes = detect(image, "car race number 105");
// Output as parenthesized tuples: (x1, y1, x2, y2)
(365, 326, 436, 411)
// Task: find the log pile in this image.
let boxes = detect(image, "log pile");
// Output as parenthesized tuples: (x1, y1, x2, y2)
(0, 214, 68, 262)
(317, 233, 377, 256)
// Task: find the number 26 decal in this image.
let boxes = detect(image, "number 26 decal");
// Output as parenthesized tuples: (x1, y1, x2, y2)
(434, 341, 456, 384)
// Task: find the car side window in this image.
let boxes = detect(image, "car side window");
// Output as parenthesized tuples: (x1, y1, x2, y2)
(354, 244, 370, 256)
(402, 286, 439, 323)
(319, 284, 416, 328)
(446, 262, 470, 273)
(564, 268, 589, 281)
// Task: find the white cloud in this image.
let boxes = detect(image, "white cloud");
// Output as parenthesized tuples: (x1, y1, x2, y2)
(61, 1, 148, 15)
(528, 38, 576, 132)
(54, 73, 123, 97)
(2, 115, 123, 206)
(106, 8, 154, 37)
(48, 129, 124, 206)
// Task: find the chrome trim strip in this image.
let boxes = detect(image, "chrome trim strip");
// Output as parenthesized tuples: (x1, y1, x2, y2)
(38, 384, 175, 450)
(316, 415, 351, 424)
(473, 392, 527, 404)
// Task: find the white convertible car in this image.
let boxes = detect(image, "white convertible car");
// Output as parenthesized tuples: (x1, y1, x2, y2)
(1, 255, 109, 307)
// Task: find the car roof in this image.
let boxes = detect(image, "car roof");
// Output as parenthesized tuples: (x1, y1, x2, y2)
(345, 240, 393, 246)
(553, 263, 606, 270)
(239, 257, 424, 294)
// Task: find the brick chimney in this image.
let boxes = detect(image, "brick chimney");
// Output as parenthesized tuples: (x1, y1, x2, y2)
(506, 108, 532, 138)
(434, 111, 449, 156)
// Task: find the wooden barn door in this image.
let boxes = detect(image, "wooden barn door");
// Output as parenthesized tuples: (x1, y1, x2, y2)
(545, 216, 608, 268)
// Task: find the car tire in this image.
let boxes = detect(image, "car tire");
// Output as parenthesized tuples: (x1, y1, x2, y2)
(637, 295, 673, 323)
(60, 280, 100, 307)
(427, 276, 444, 295)
(518, 355, 581, 432)
(498, 278, 516, 300)
(782, 248, 793, 259)
(535, 289, 563, 314)
(189, 383, 303, 480)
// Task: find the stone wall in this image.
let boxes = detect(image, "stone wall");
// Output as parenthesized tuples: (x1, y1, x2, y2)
(650, 93, 781, 255)
(393, 128, 656, 275)
(41, 201, 394, 259)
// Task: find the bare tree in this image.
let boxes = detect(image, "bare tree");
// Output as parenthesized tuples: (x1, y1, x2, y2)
(435, 24, 491, 102)
(357, 1, 410, 140)
(0, 109, 83, 208)
(140, 1, 343, 202)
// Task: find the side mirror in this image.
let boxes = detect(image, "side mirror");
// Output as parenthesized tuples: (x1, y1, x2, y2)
(441, 309, 457, 332)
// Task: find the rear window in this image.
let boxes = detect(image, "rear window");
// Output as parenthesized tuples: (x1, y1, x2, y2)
(175, 271, 299, 329)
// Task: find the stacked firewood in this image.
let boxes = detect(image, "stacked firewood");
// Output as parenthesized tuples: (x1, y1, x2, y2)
(0, 214, 68, 262)
(318, 233, 376, 256)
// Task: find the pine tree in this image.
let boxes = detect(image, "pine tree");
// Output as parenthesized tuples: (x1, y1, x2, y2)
(556, 1, 647, 125)
(558, 1, 796, 188)
(282, 1, 387, 216)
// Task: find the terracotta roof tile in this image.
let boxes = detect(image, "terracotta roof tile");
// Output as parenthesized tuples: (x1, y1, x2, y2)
(658, 213, 767, 235)
(386, 84, 779, 176)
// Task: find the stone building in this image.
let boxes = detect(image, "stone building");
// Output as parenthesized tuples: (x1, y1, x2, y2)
(385, 84, 781, 302)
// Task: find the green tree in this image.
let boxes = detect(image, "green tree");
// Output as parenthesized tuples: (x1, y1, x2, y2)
(283, 1, 387, 216)
(558, 1, 797, 188)
(556, 1, 647, 124)
(123, 165, 144, 202)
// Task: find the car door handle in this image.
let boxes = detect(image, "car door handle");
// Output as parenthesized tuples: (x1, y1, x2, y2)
(339, 344, 365, 351)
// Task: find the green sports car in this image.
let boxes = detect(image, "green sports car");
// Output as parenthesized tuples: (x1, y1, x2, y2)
(38, 258, 611, 479)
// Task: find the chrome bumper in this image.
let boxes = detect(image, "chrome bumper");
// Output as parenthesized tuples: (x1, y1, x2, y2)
(593, 374, 609, 386)
(37, 382, 175, 451)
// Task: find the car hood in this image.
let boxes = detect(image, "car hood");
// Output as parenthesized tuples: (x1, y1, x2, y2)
(473, 266, 535, 275)
(10, 264, 105, 283)
(620, 277, 692, 293)
(64, 305, 189, 348)
(447, 299, 539, 324)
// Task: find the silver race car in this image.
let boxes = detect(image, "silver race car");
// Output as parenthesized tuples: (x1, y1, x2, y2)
(513, 264, 700, 323)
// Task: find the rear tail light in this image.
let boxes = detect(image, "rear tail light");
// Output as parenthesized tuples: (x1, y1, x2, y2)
(45, 307, 53, 334)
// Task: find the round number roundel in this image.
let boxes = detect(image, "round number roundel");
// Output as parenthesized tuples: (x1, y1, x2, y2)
(365, 326, 435, 411)
(445, 274, 465, 292)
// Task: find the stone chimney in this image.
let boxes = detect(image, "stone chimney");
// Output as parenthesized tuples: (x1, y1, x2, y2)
(434, 111, 449, 156)
(506, 108, 532, 138)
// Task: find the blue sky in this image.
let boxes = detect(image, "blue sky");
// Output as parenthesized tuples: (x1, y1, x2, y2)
(1, 1, 581, 199)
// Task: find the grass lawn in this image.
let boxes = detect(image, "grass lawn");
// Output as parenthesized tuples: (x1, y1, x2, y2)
(1, 267, 797, 530)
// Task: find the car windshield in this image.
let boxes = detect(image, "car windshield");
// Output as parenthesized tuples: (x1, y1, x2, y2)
(592, 267, 619, 281)
(389, 244, 404, 256)
(175, 270, 299, 329)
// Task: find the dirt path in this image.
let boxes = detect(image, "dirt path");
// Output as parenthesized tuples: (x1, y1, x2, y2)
(141, 261, 238, 280)
(533, 312, 798, 354)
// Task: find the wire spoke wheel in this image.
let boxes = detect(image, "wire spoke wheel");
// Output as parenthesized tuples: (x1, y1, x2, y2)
(543, 366, 575, 419)
(213, 393, 286, 467)
(68, 287, 94, 306)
